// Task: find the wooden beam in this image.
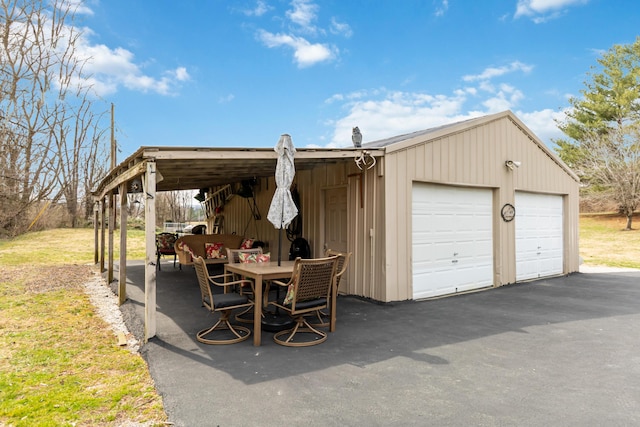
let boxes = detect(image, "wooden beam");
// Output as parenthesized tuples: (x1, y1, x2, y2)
(144, 161, 157, 341)
(96, 162, 147, 200)
(119, 182, 128, 306)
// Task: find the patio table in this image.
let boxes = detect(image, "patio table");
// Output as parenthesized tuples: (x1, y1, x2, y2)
(224, 260, 296, 346)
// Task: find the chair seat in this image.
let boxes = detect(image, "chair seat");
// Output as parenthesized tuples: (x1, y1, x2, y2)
(204, 293, 249, 309)
(280, 297, 327, 310)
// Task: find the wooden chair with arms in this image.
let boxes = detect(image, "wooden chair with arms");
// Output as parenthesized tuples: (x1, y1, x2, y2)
(269, 256, 338, 347)
(308, 249, 352, 329)
(193, 256, 255, 344)
(155, 232, 178, 270)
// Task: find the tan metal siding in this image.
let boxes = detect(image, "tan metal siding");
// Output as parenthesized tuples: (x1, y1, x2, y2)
(380, 114, 579, 301)
(216, 113, 578, 303)
(219, 161, 388, 301)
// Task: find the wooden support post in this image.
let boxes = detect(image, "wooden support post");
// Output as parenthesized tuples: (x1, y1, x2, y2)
(144, 162, 157, 341)
(119, 182, 128, 306)
(94, 202, 99, 264)
(100, 198, 106, 272)
(108, 191, 115, 284)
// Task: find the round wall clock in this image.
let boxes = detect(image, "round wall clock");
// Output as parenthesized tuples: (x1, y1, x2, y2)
(501, 203, 515, 222)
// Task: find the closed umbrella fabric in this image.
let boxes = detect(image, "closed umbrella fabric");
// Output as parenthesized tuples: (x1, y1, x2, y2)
(267, 134, 298, 264)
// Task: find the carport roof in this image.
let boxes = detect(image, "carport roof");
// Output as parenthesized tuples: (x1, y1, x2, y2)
(93, 145, 384, 199)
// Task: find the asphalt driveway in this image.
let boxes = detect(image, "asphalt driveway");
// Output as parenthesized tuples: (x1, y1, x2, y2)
(115, 263, 640, 427)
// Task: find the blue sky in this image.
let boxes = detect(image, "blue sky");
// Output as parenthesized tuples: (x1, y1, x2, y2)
(75, 0, 639, 159)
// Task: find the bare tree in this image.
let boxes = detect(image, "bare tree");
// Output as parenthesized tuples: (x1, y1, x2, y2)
(155, 191, 194, 228)
(0, 0, 109, 236)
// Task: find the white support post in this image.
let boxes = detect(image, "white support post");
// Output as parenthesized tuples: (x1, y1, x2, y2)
(119, 182, 128, 306)
(108, 191, 115, 283)
(144, 162, 157, 341)
(94, 202, 99, 264)
(100, 199, 106, 272)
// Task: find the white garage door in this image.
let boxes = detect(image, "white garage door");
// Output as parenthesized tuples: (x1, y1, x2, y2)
(515, 192, 564, 281)
(412, 183, 494, 299)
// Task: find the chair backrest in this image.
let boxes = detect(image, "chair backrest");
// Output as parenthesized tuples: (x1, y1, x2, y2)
(226, 247, 263, 264)
(156, 232, 177, 251)
(193, 256, 214, 309)
(325, 249, 352, 289)
(290, 256, 338, 310)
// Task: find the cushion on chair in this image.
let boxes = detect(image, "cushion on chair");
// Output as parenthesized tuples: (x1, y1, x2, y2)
(157, 234, 177, 254)
(283, 275, 299, 305)
(212, 293, 249, 309)
(240, 238, 255, 249)
(205, 242, 226, 259)
(239, 252, 270, 263)
(282, 297, 327, 310)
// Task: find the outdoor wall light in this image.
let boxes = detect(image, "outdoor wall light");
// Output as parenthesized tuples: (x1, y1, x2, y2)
(505, 160, 521, 171)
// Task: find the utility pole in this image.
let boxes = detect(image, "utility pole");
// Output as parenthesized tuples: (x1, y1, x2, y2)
(110, 103, 116, 169)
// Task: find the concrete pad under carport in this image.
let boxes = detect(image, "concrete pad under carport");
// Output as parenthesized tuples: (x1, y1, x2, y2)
(114, 261, 640, 427)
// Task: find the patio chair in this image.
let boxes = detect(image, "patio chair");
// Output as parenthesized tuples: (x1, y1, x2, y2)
(307, 249, 352, 328)
(193, 256, 255, 345)
(156, 232, 178, 270)
(226, 247, 264, 324)
(269, 256, 338, 347)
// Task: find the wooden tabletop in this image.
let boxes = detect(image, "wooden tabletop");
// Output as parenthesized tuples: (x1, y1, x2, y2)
(225, 260, 296, 278)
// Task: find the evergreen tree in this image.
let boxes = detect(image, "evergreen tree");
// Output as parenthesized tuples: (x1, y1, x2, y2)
(555, 37, 640, 229)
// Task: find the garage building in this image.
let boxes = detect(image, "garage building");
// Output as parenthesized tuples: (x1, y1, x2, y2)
(94, 110, 580, 339)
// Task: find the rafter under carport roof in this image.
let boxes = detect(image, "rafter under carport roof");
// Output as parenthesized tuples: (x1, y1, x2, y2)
(93, 146, 384, 199)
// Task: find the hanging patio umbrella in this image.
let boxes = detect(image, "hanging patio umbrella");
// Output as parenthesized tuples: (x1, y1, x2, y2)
(267, 134, 298, 265)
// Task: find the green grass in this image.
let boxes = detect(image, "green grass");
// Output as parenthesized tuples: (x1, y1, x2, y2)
(0, 228, 166, 426)
(579, 213, 640, 269)
(0, 228, 147, 265)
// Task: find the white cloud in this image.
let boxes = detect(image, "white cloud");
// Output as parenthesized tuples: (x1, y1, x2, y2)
(4, 8, 189, 98)
(435, 0, 449, 17)
(330, 17, 352, 38)
(324, 62, 562, 149)
(243, 0, 271, 16)
(252, 0, 345, 67)
(515, 108, 566, 143)
(515, 0, 589, 23)
(463, 61, 533, 82)
(60, 0, 94, 15)
(218, 94, 235, 103)
(77, 40, 190, 96)
(286, 0, 319, 31)
(174, 67, 190, 81)
(326, 89, 473, 147)
(481, 83, 525, 112)
(257, 30, 335, 67)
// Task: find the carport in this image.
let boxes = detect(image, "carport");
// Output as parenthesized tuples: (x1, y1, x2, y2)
(92, 144, 377, 340)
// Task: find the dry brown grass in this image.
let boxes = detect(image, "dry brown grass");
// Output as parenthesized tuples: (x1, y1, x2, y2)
(580, 213, 640, 269)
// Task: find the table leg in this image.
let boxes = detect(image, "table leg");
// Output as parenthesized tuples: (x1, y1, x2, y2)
(253, 276, 262, 346)
(330, 282, 337, 332)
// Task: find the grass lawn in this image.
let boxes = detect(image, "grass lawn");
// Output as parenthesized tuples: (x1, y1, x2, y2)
(0, 228, 166, 427)
(579, 213, 640, 269)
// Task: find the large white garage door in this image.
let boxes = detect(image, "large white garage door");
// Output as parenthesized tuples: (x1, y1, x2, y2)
(412, 183, 494, 299)
(515, 192, 564, 281)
